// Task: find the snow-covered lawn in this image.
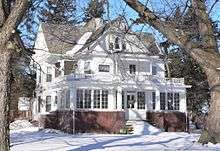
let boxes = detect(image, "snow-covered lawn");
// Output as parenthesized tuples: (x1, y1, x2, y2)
(10, 120, 220, 151)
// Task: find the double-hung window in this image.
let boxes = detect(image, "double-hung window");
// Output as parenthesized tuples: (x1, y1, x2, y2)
(46, 67, 52, 82)
(152, 65, 157, 75)
(46, 96, 51, 112)
(137, 92, 145, 109)
(76, 89, 83, 108)
(174, 93, 180, 110)
(84, 90, 91, 108)
(101, 90, 108, 109)
(152, 92, 156, 110)
(160, 92, 166, 110)
(93, 90, 100, 108)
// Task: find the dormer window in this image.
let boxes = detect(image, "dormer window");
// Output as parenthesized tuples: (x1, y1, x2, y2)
(109, 42, 113, 49)
(115, 37, 120, 49)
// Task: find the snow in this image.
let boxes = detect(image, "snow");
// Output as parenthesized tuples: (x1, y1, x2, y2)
(130, 121, 161, 135)
(10, 120, 33, 131)
(10, 120, 220, 151)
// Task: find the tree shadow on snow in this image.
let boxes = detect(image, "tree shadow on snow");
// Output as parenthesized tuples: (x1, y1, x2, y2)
(69, 135, 184, 151)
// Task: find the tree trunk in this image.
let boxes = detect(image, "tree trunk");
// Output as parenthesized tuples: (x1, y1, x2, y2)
(199, 67, 220, 144)
(0, 48, 12, 151)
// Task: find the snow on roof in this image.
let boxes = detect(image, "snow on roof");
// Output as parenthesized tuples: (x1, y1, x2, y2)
(66, 32, 93, 55)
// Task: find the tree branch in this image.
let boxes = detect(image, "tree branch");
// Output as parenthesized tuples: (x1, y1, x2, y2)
(123, 0, 188, 47)
(0, 0, 29, 46)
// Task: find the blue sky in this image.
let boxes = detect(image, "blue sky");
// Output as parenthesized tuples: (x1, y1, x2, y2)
(21, 0, 220, 48)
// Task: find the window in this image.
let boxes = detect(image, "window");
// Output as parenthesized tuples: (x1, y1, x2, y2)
(115, 37, 120, 49)
(65, 90, 70, 109)
(152, 92, 156, 110)
(99, 65, 110, 72)
(137, 92, 145, 109)
(76, 89, 83, 108)
(93, 90, 100, 108)
(55, 62, 61, 77)
(64, 61, 75, 75)
(84, 61, 91, 74)
(122, 43, 126, 50)
(122, 91, 125, 109)
(101, 90, 108, 109)
(60, 91, 65, 109)
(54, 96, 58, 105)
(38, 96, 42, 113)
(167, 93, 173, 110)
(160, 92, 166, 110)
(109, 42, 113, 49)
(129, 64, 136, 74)
(46, 67, 52, 82)
(174, 93, 180, 110)
(84, 90, 91, 108)
(159, 92, 180, 111)
(152, 66, 157, 75)
(46, 96, 51, 112)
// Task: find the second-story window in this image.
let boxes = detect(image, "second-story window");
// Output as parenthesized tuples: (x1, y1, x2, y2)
(115, 37, 120, 49)
(64, 61, 75, 75)
(152, 65, 157, 75)
(46, 67, 52, 82)
(129, 64, 136, 75)
(99, 65, 110, 72)
(84, 61, 92, 74)
(55, 62, 61, 77)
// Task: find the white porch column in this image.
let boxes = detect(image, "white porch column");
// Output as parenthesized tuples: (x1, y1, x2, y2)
(108, 89, 115, 110)
(70, 88, 76, 110)
(155, 89, 160, 111)
(180, 91, 187, 113)
(117, 87, 122, 110)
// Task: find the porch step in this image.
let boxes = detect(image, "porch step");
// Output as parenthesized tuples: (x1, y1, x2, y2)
(126, 120, 161, 135)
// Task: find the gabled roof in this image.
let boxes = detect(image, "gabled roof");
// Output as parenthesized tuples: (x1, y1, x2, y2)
(40, 17, 161, 56)
(71, 17, 161, 56)
(41, 23, 83, 54)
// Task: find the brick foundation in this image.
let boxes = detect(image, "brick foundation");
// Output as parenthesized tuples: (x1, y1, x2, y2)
(146, 111, 188, 132)
(75, 111, 126, 133)
(39, 110, 125, 134)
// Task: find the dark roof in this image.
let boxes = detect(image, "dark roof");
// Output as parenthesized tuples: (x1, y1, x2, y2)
(41, 23, 83, 54)
(41, 17, 160, 55)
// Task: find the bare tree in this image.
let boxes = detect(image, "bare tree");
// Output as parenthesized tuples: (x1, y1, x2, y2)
(0, 1, 30, 150)
(123, 0, 220, 144)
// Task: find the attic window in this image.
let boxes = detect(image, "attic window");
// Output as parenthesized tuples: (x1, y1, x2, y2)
(109, 42, 113, 49)
(115, 37, 120, 49)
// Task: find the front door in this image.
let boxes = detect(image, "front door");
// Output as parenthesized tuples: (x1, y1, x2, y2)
(125, 91, 146, 120)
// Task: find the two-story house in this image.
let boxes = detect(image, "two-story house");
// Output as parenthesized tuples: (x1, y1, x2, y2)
(32, 18, 190, 133)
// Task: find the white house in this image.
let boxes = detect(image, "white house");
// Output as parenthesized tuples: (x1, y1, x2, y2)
(32, 18, 190, 133)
